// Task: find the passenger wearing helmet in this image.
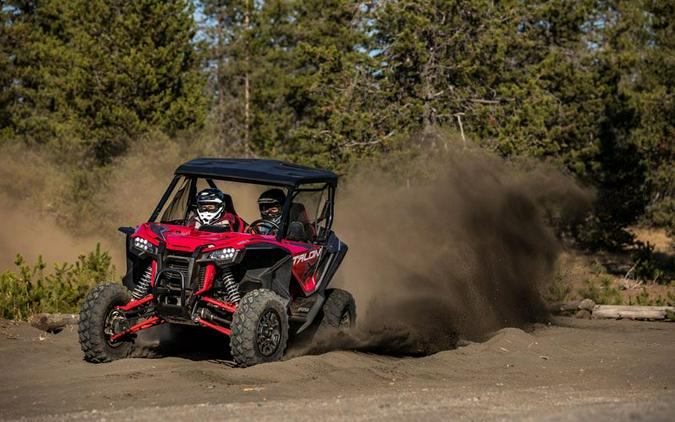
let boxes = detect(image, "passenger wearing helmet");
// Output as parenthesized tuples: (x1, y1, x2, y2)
(255, 188, 286, 234)
(188, 188, 243, 231)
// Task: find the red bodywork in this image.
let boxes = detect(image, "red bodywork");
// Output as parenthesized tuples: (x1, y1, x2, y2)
(114, 222, 323, 341)
(132, 222, 322, 294)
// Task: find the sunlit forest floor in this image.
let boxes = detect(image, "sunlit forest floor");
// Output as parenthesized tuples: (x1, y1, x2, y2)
(553, 228, 674, 306)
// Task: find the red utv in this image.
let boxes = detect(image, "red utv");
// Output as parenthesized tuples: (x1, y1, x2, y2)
(78, 159, 354, 366)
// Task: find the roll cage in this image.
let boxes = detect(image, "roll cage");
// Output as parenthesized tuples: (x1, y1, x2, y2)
(148, 159, 338, 244)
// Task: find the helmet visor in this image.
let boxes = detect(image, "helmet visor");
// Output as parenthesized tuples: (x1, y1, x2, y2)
(260, 203, 281, 217)
(198, 203, 221, 213)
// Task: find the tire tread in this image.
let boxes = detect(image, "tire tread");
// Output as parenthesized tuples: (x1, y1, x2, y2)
(230, 289, 289, 367)
(320, 288, 356, 329)
(78, 283, 133, 363)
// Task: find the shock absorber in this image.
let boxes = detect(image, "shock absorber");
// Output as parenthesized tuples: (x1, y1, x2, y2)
(131, 263, 153, 300)
(221, 268, 241, 304)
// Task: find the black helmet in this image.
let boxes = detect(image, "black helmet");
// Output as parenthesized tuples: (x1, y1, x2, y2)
(258, 188, 286, 221)
(196, 188, 225, 225)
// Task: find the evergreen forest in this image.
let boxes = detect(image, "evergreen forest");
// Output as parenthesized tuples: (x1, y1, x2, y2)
(1, 0, 673, 246)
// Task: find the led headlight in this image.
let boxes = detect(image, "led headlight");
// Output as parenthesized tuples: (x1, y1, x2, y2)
(207, 247, 238, 262)
(132, 237, 156, 254)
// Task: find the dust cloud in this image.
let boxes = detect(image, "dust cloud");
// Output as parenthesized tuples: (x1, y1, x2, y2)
(0, 140, 179, 270)
(0, 145, 115, 269)
(0, 195, 118, 270)
(2, 134, 592, 357)
(314, 138, 592, 355)
(0, 139, 282, 271)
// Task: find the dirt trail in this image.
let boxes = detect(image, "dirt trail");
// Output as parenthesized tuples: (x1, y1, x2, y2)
(0, 318, 673, 421)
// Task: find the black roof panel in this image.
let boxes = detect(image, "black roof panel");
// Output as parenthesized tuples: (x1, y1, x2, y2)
(175, 158, 338, 187)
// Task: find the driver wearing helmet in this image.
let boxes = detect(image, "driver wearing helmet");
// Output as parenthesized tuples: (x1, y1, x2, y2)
(188, 188, 242, 231)
(256, 188, 286, 234)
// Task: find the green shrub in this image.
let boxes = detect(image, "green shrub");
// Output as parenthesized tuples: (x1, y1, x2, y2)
(666, 309, 675, 322)
(629, 288, 652, 306)
(545, 272, 572, 303)
(627, 286, 675, 307)
(590, 260, 607, 275)
(0, 244, 114, 320)
(577, 275, 622, 305)
(631, 241, 664, 283)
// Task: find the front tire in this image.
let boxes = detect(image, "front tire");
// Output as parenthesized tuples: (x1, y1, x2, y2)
(78, 283, 134, 363)
(230, 289, 289, 367)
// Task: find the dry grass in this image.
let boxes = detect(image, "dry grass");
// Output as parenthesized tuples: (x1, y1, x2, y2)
(550, 228, 674, 305)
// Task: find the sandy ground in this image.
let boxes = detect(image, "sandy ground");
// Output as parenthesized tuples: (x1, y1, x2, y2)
(0, 317, 673, 421)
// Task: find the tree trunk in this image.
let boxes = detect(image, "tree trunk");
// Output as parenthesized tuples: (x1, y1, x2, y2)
(217, 10, 226, 151)
(243, 0, 251, 153)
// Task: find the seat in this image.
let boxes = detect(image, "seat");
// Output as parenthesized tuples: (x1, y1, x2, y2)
(222, 194, 236, 214)
(222, 193, 247, 231)
(289, 203, 316, 241)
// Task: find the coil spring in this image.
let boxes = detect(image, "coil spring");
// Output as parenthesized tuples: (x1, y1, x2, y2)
(221, 269, 241, 303)
(131, 264, 152, 299)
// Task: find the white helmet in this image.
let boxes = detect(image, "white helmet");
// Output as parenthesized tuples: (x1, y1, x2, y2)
(196, 188, 225, 225)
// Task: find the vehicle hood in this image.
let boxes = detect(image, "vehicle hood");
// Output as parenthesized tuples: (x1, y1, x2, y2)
(134, 223, 269, 253)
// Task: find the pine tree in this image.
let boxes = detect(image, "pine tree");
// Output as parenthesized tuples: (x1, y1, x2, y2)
(636, 0, 674, 231)
(597, 0, 674, 232)
(1, 0, 80, 145)
(372, 0, 602, 162)
(201, 0, 380, 169)
(249, 0, 377, 169)
(0, 1, 22, 136)
(2, 0, 206, 163)
(199, 0, 253, 154)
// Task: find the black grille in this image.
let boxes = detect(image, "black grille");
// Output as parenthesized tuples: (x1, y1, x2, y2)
(153, 252, 200, 322)
(163, 256, 190, 287)
(161, 252, 207, 292)
(166, 250, 193, 258)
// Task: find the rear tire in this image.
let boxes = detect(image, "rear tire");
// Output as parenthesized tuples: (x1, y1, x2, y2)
(320, 288, 356, 330)
(230, 289, 289, 367)
(78, 283, 134, 363)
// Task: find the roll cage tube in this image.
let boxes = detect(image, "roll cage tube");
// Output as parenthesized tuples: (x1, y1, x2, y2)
(148, 176, 226, 225)
(149, 175, 181, 222)
(149, 176, 336, 238)
(180, 177, 216, 224)
(275, 188, 293, 242)
(275, 183, 335, 243)
(185, 176, 199, 223)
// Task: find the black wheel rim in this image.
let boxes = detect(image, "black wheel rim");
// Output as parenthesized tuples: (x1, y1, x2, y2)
(256, 309, 281, 357)
(103, 308, 125, 347)
(339, 309, 352, 328)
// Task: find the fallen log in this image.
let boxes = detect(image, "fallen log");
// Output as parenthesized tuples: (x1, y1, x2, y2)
(29, 313, 79, 333)
(578, 299, 596, 311)
(547, 299, 596, 316)
(547, 300, 582, 314)
(575, 309, 592, 319)
(592, 305, 674, 320)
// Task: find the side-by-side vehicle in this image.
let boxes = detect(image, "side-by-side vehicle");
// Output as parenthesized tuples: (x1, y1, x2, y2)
(78, 158, 354, 366)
